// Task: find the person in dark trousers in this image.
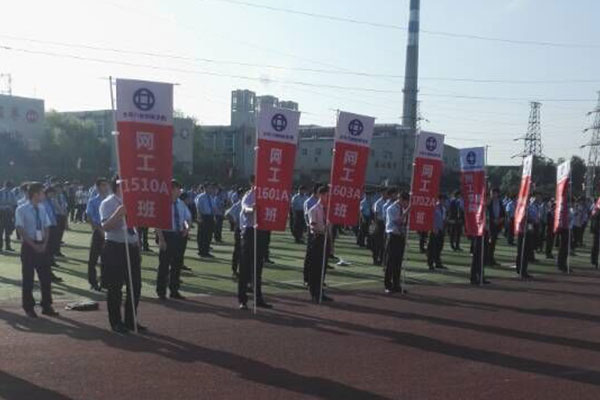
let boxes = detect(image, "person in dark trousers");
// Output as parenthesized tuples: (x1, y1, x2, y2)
(213, 185, 226, 243)
(138, 227, 151, 252)
(225, 189, 243, 278)
(371, 187, 388, 265)
(384, 190, 409, 293)
(86, 178, 110, 291)
(0, 181, 17, 252)
(99, 178, 145, 334)
(357, 191, 372, 248)
(53, 184, 69, 257)
(470, 234, 491, 285)
(291, 186, 308, 243)
(516, 197, 537, 279)
(486, 188, 505, 266)
(43, 187, 63, 283)
(427, 195, 447, 270)
(307, 185, 334, 303)
(556, 202, 571, 272)
(545, 200, 555, 259)
(15, 182, 59, 318)
(195, 184, 216, 258)
(447, 191, 464, 251)
(303, 184, 320, 286)
(156, 180, 188, 300)
(238, 177, 272, 310)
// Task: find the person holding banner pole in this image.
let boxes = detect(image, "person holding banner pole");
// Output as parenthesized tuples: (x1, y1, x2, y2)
(238, 178, 272, 311)
(590, 199, 600, 269)
(99, 178, 144, 333)
(384, 190, 410, 294)
(107, 77, 139, 334)
(311, 185, 333, 304)
(302, 184, 320, 286)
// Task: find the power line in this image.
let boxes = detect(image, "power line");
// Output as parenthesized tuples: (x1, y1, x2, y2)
(0, 44, 595, 103)
(1, 33, 596, 85)
(211, 0, 600, 49)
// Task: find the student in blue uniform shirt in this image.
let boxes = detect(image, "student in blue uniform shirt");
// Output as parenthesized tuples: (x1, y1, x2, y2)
(384, 190, 409, 294)
(156, 180, 188, 301)
(371, 188, 389, 265)
(238, 176, 272, 310)
(100, 177, 145, 334)
(302, 184, 321, 285)
(290, 186, 308, 243)
(43, 187, 63, 283)
(86, 178, 110, 291)
(357, 191, 372, 248)
(0, 181, 17, 252)
(225, 189, 244, 278)
(213, 185, 226, 243)
(195, 183, 216, 258)
(427, 194, 448, 271)
(15, 182, 59, 318)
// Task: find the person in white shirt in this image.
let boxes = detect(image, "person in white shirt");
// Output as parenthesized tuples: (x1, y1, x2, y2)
(306, 185, 334, 304)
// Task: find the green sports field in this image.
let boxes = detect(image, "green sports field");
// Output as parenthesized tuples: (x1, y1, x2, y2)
(0, 224, 594, 303)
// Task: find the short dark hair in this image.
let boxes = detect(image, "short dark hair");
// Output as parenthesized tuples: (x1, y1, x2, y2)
(95, 177, 108, 187)
(45, 186, 56, 196)
(298, 185, 306, 191)
(171, 179, 182, 189)
(27, 182, 44, 199)
(318, 185, 329, 195)
(312, 183, 322, 194)
(400, 191, 410, 201)
(386, 187, 398, 196)
(249, 175, 255, 185)
(492, 187, 501, 194)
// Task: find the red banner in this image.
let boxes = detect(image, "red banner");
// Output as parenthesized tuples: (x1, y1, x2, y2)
(328, 112, 375, 226)
(116, 79, 173, 230)
(255, 107, 300, 231)
(553, 161, 570, 233)
(460, 147, 486, 237)
(410, 132, 445, 232)
(514, 155, 533, 235)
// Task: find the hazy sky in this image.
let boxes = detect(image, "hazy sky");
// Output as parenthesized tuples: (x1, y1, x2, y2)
(2, 0, 599, 165)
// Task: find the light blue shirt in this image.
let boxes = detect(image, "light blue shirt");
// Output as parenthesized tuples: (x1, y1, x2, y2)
(505, 200, 515, 218)
(43, 199, 57, 226)
(15, 201, 51, 241)
(433, 204, 446, 233)
(86, 194, 105, 226)
(99, 194, 139, 244)
(303, 195, 318, 224)
(240, 190, 255, 229)
(165, 198, 189, 232)
(0, 188, 17, 209)
(373, 197, 386, 221)
(225, 201, 242, 228)
(360, 198, 372, 218)
(213, 192, 226, 216)
(385, 202, 407, 235)
(528, 202, 540, 224)
(195, 192, 214, 216)
(291, 193, 307, 212)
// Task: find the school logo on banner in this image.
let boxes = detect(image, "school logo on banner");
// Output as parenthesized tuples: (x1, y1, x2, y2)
(116, 78, 174, 230)
(460, 147, 486, 236)
(255, 107, 301, 231)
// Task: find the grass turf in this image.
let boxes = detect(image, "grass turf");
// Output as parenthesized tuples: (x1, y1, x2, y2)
(0, 224, 594, 303)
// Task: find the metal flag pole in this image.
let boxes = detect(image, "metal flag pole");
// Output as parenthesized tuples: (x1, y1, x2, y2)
(566, 168, 573, 275)
(109, 76, 138, 334)
(253, 128, 259, 315)
(480, 146, 488, 287)
(400, 130, 421, 294)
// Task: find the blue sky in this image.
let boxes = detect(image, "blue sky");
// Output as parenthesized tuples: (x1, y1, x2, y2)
(2, 0, 598, 164)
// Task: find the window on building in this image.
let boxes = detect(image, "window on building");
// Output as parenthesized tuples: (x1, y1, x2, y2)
(301, 148, 308, 156)
(384, 151, 392, 160)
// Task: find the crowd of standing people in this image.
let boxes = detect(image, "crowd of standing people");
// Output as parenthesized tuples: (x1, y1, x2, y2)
(1, 177, 599, 334)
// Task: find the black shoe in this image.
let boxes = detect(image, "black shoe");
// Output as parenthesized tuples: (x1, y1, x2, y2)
(56, 252, 65, 257)
(5, 246, 14, 252)
(51, 274, 63, 283)
(321, 295, 334, 302)
(522, 273, 533, 279)
(41, 307, 59, 317)
(311, 296, 321, 304)
(256, 300, 273, 309)
(181, 265, 192, 271)
(157, 293, 167, 300)
(170, 292, 187, 300)
(326, 264, 335, 270)
(435, 265, 448, 270)
(239, 303, 248, 310)
(202, 253, 215, 259)
(232, 271, 239, 280)
(126, 323, 148, 332)
(90, 284, 102, 292)
(112, 323, 129, 334)
(25, 309, 38, 318)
